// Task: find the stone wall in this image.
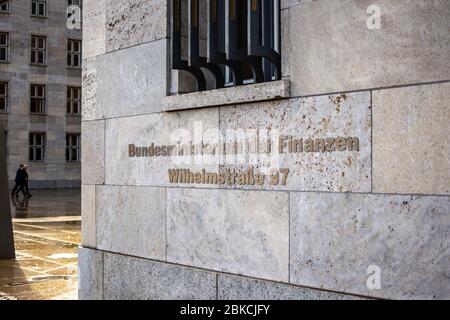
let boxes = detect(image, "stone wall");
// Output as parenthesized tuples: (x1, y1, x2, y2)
(80, 0, 450, 300)
(0, 1, 82, 188)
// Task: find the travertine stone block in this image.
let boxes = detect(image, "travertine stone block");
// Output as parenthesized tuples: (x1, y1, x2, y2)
(220, 92, 371, 192)
(290, 192, 450, 299)
(104, 108, 220, 186)
(218, 274, 363, 300)
(81, 185, 96, 248)
(288, 0, 450, 96)
(373, 83, 450, 195)
(106, 0, 167, 52)
(81, 120, 105, 185)
(95, 40, 168, 119)
(83, 0, 107, 59)
(167, 188, 289, 282)
(82, 57, 101, 121)
(103, 252, 217, 300)
(96, 186, 166, 260)
(78, 247, 103, 300)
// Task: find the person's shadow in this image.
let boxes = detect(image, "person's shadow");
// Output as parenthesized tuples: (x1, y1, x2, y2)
(10, 194, 30, 219)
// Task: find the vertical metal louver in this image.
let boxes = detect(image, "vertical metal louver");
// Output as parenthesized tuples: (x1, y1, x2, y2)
(172, 0, 281, 92)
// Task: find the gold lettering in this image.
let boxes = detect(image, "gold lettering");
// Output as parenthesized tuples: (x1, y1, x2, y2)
(218, 173, 225, 185)
(128, 144, 136, 157)
(255, 174, 265, 185)
(167, 168, 286, 187)
(347, 137, 359, 151)
(289, 138, 303, 153)
(280, 168, 289, 186)
(304, 139, 314, 152)
(186, 170, 194, 184)
(237, 173, 246, 185)
(227, 170, 236, 185)
(168, 169, 179, 183)
(205, 172, 218, 184)
(148, 143, 155, 156)
(133, 135, 361, 164)
(325, 138, 335, 152)
(246, 168, 255, 185)
(315, 138, 325, 153)
(270, 170, 279, 185)
(336, 137, 347, 151)
(279, 135, 288, 154)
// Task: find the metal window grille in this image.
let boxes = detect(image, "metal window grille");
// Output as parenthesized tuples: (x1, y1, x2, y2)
(172, 0, 281, 92)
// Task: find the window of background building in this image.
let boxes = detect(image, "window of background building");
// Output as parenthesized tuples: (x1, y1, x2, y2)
(67, 39, 81, 68)
(31, 35, 46, 65)
(31, 0, 47, 17)
(68, 0, 81, 9)
(67, 86, 81, 115)
(0, 32, 9, 62)
(0, 82, 7, 112)
(66, 133, 80, 163)
(30, 84, 45, 113)
(0, 1, 9, 13)
(29, 132, 45, 162)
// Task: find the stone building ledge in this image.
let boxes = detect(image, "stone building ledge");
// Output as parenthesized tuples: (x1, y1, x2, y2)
(163, 80, 290, 112)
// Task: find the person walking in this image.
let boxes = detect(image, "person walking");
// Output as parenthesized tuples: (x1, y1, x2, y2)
(11, 164, 26, 197)
(22, 164, 32, 197)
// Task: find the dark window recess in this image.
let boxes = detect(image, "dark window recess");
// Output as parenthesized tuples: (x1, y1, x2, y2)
(31, 35, 46, 65)
(67, 39, 81, 68)
(29, 132, 45, 162)
(31, 0, 47, 17)
(0, 1, 9, 13)
(66, 133, 80, 162)
(172, 0, 281, 92)
(0, 32, 8, 62)
(67, 86, 81, 114)
(68, 0, 82, 8)
(30, 84, 45, 113)
(0, 82, 7, 111)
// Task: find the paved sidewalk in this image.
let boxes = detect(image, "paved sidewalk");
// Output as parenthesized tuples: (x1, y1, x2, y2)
(0, 189, 81, 300)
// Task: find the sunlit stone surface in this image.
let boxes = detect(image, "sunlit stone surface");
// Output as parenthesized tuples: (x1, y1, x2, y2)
(290, 192, 450, 299)
(78, 0, 450, 300)
(167, 188, 289, 282)
(1, 190, 81, 300)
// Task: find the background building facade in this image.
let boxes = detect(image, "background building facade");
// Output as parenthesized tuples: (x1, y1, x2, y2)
(0, 0, 82, 188)
(80, 0, 449, 300)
